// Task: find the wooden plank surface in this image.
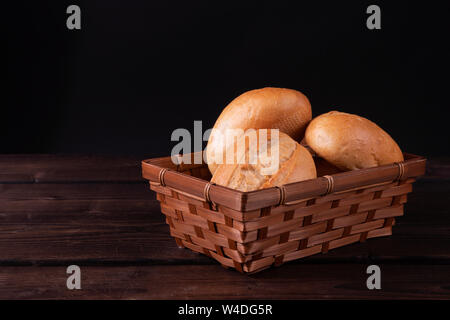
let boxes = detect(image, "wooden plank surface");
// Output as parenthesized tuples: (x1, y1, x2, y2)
(0, 154, 448, 183)
(0, 155, 449, 299)
(0, 154, 147, 183)
(1, 264, 449, 300)
(0, 183, 449, 264)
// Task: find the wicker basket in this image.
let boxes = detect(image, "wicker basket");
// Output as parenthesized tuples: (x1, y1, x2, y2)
(142, 152, 426, 274)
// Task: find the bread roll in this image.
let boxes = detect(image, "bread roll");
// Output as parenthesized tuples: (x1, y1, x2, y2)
(211, 130, 317, 192)
(206, 87, 312, 174)
(305, 111, 403, 171)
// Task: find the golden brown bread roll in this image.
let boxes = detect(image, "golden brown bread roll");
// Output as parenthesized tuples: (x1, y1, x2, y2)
(211, 130, 317, 192)
(206, 87, 312, 174)
(305, 111, 404, 171)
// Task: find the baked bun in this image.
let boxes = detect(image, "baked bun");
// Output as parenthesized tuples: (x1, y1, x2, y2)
(206, 87, 312, 174)
(211, 130, 317, 192)
(305, 111, 404, 171)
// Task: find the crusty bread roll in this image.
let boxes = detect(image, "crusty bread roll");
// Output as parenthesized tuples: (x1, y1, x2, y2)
(206, 87, 312, 174)
(305, 111, 404, 171)
(211, 130, 317, 192)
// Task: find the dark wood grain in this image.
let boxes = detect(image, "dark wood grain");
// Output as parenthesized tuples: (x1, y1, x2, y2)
(423, 157, 450, 181)
(1, 264, 449, 300)
(0, 215, 212, 265)
(0, 154, 147, 183)
(0, 182, 448, 265)
(0, 183, 153, 213)
(0, 154, 447, 184)
(0, 155, 449, 299)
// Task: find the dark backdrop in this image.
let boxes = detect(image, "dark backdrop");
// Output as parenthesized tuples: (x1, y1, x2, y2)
(5, 1, 450, 156)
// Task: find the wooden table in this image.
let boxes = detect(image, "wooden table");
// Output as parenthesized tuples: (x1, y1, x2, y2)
(0, 155, 449, 299)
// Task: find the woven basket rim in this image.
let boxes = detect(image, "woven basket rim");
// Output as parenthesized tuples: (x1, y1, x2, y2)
(142, 152, 426, 212)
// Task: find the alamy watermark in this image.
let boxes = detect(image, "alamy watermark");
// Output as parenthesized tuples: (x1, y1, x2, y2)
(366, 265, 381, 290)
(171, 121, 280, 175)
(366, 5, 381, 30)
(66, 5, 81, 30)
(66, 265, 81, 290)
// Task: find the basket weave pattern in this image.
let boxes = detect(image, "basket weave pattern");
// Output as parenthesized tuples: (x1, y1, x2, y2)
(143, 155, 424, 274)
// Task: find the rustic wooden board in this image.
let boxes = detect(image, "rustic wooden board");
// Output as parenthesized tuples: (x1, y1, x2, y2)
(0, 154, 146, 183)
(1, 264, 449, 300)
(0, 155, 448, 299)
(1, 222, 449, 265)
(0, 183, 154, 213)
(423, 157, 450, 181)
(0, 155, 447, 183)
(0, 183, 448, 265)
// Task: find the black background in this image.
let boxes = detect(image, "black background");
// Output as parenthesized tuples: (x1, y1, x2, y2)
(5, 0, 450, 156)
